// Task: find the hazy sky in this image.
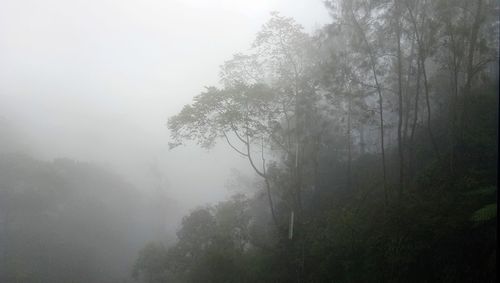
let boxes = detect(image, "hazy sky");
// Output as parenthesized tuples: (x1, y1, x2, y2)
(0, 0, 331, 208)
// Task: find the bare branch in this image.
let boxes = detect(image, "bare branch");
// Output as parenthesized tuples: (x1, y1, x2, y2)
(245, 130, 266, 178)
(222, 131, 248, 157)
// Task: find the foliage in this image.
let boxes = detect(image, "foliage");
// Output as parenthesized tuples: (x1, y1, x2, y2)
(138, 2, 498, 282)
(0, 154, 168, 283)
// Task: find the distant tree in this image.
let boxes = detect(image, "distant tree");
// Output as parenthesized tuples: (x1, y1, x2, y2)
(133, 195, 253, 283)
(0, 155, 149, 283)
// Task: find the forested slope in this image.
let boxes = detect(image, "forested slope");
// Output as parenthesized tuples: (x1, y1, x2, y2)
(0, 121, 174, 283)
(134, 0, 498, 282)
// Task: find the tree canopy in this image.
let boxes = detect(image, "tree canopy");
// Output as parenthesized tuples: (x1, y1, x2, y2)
(145, 2, 498, 282)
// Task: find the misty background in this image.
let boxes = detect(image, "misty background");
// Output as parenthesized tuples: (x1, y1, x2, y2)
(0, 1, 329, 281)
(2, 0, 497, 282)
(0, 0, 329, 210)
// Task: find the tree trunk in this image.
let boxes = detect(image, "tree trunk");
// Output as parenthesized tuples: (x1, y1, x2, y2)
(460, 0, 484, 140)
(409, 54, 422, 183)
(396, 0, 405, 199)
(349, 8, 388, 207)
(347, 93, 353, 191)
(407, 1, 440, 159)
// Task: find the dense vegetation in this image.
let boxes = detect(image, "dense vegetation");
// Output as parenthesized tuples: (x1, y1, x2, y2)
(134, 0, 498, 282)
(0, 120, 176, 283)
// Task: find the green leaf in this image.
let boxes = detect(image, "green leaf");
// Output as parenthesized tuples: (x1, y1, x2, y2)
(471, 203, 497, 223)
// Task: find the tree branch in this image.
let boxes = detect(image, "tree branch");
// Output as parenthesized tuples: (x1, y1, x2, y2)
(222, 131, 248, 157)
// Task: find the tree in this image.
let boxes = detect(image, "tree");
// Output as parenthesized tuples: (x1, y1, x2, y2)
(168, 13, 321, 234)
(326, 0, 391, 205)
(133, 196, 254, 283)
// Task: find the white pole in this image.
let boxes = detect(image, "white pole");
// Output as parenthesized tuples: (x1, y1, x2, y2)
(295, 143, 299, 168)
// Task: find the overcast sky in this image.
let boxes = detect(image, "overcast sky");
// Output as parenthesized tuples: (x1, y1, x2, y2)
(0, 0, 331, 208)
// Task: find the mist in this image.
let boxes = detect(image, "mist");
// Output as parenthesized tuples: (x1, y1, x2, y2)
(1, 0, 497, 282)
(0, 0, 329, 206)
(0, 0, 330, 282)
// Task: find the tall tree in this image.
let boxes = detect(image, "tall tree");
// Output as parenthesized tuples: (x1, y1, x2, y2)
(169, 13, 320, 234)
(333, 0, 390, 205)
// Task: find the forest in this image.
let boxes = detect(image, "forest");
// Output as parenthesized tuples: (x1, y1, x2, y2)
(137, 0, 498, 282)
(0, 0, 498, 282)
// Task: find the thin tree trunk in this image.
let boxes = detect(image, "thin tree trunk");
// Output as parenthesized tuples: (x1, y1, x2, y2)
(264, 178, 279, 230)
(463, 0, 483, 98)
(403, 38, 416, 190)
(460, 0, 483, 139)
(244, 126, 280, 230)
(403, 38, 415, 149)
(350, 8, 388, 207)
(360, 125, 366, 155)
(421, 55, 441, 158)
(347, 93, 352, 191)
(407, 0, 440, 158)
(447, 22, 460, 176)
(395, 0, 404, 199)
(409, 56, 421, 182)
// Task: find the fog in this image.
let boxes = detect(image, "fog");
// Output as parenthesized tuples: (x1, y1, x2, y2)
(0, 1, 330, 282)
(1, 0, 497, 282)
(0, 0, 329, 207)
